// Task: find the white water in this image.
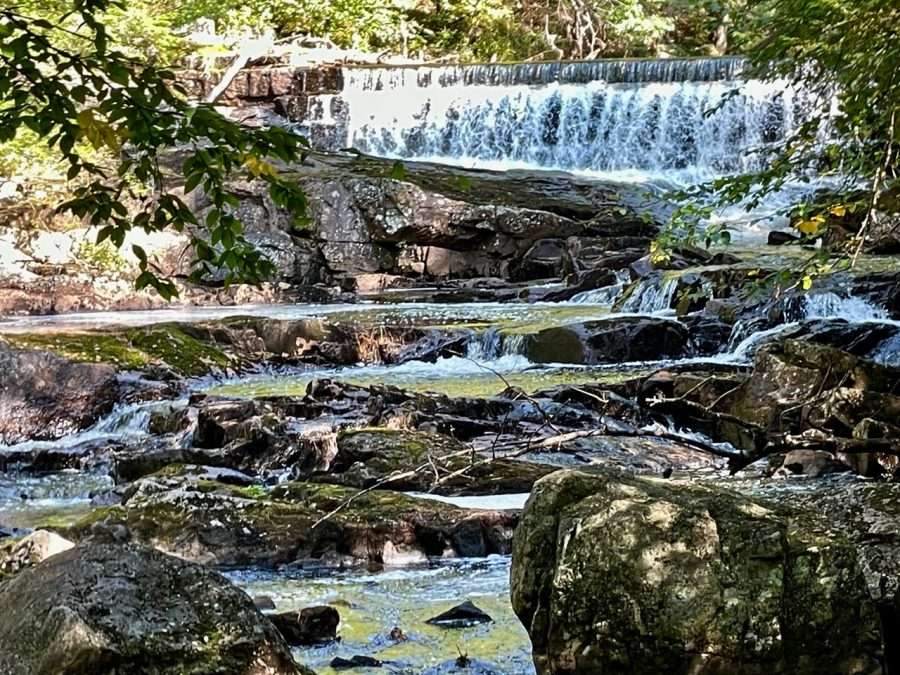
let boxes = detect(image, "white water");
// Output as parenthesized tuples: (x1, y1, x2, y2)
(343, 68, 798, 186)
(725, 292, 892, 362)
(802, 292, 887, 321)
(0, 399, 183, 454)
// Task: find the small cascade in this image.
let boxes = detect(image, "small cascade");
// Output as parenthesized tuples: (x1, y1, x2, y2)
(467, 327, 503, 361)
(570, 270, 632, 304)
(501, 334, 527, 357)
(617, 277, 678, 314)
(467, 328, 528, 361)
(0, 399, 186, 454)
(802, 292, 887, 321)
(723, 292, 891, 363)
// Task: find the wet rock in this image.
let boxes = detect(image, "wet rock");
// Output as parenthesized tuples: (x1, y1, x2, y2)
(512, 468, 899, 675)
(320, 429, 554, 495)
(66, 474, 518, 567)
(776, 449, 852, 478)
(768, 230, 800, 245)
(0, 530, 74, 577)
(510, 239, 573, 281)
(525, 317, 690, 364)
(0, 437, 120, 473)
(0, 342, 119, 444)
(394, 330, 468, 364)
(422, 658, 507, 674)
(730, 339, 900, 437)
(270, 606, 340, 646)
(331, 655, 382, 669)
(426, 600, 493, 628)
(541, 267, 617, 302)
(389, 626, 407, 641)
(681, 313, 733, 355)
(254, 595, 277, 611)
(0, 543, 310, 674)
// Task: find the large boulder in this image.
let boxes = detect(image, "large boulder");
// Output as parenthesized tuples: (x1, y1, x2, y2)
(511, 469, 900, 675)
(524, 317, 690, 364)
(0, 543, 311, 674)
(0, 342, 119, 444)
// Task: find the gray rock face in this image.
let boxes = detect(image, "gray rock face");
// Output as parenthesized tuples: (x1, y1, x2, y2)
(0, 342, 119, 444)
(0, 543, 310, 674)
(511, 468, 900, 675)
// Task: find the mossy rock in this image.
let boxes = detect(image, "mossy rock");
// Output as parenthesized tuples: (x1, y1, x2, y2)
(65, 475, 518, 567)
(4, 324, 234, 377)
(321, 428, 555, 495)
(512, 468, 900, 675)
(3, 332, 149, 370)
(0, 543, 311, 674)
(125, 324, 233, 376)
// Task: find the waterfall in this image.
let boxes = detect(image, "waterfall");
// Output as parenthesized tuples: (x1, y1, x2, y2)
(339, 57, 800, 184)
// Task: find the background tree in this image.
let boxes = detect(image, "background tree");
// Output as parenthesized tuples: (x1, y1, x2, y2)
(661, 0, 900, 290)
(0, 0, 309, 297)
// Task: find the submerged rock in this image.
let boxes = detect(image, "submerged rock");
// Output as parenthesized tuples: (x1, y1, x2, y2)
(512, 468, 899, 675)
(0, 543, 311, 674)
(330, 655, 383, 670)
(426, 600, 493, 628)
(270, 606, 340, 646)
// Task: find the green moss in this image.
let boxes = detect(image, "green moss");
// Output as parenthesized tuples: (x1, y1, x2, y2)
(238, 485, 268, 500)
(125, 325, 233, 376)
(5, 323, 234, 376)
(4, 332, 149, 369)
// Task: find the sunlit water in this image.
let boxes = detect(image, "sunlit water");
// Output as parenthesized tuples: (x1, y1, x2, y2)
(226, 556, 534, 675)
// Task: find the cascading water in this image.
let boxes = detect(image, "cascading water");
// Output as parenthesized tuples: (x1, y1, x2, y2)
(340, 58, 799, 185)
(724, 291, 891, 362)
(617, 277, 679, 314)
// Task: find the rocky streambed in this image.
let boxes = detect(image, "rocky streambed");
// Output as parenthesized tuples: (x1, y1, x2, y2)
(1, 254, 900, 673)
(2, 148, 900, 672)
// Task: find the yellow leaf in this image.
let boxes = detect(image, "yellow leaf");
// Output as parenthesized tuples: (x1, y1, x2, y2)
(795, 216, 824, 236)
(829, 205, 847, 217)
(801, 275, 813, 290)
(243, 155, 276, 178)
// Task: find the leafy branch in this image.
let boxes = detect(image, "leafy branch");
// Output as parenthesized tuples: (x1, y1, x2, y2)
(0, 0, 309, 298)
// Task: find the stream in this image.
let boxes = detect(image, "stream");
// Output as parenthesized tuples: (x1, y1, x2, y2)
(2, 54, 899, 674)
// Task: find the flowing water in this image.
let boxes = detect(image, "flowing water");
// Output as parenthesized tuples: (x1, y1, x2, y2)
(305, 56, 832, 240)
(227, 556, 534, 675)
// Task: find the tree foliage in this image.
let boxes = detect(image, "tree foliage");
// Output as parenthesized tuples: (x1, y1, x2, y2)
(0, 0, 309, 297)
(662, 0, 900, 289)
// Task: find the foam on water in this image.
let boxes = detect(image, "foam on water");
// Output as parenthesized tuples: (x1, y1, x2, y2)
(803, 292, 887, 321)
